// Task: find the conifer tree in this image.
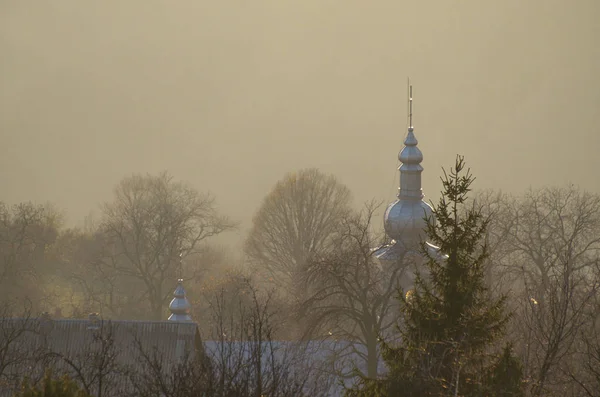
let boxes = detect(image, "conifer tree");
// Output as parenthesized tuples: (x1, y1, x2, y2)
(15, 369, 90, 397)
(347, 155, 523, 397)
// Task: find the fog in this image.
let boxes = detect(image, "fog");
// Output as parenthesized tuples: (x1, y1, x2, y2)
(2, 0, 599, 243)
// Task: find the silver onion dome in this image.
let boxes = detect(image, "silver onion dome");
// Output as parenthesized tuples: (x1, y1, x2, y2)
(383, 87, 434, 243)
(375, 84, 443, 306)
(383, 127, 434, 242)
(168, 279, 192, 322)
(384, 199, 433, 242)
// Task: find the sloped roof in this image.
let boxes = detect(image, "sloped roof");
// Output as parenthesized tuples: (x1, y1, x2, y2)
(0, 317, 201, 396)
(43, 318, 199, 361)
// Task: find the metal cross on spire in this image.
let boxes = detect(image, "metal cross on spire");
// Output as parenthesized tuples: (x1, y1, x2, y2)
(178, 251, 183, 279)
(408, 79, 413, 129)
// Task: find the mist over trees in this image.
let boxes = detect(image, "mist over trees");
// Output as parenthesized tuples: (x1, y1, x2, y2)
(2, 161, 600, 396)
(475, 186, 600, 396)
(245, 168, 352, 303)
(348, 156, 520, 396)
(302, 201, 401, 379)
(98, 172, 236, 320)
(0, 203, 62, 311)
(3, 0, 598, 393)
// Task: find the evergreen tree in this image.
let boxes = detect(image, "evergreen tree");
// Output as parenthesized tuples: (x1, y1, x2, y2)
(484, 344, 524, 397)
(15, 369, 90, 397)
(347, 155, 523, 397)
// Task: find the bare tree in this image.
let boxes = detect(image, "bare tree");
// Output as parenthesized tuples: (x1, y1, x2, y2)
(0, 202, 62, 308)
(302, 201, 405, 379)
(472, 189, 519, 294)
(0, 301, 47, 395)
(98, 172, 235, 320)
(204, 276, 333, 397)
(522, 259, 598, 396)
(131, 274, 330, 397)
(65, 229, 149, 319)
(194, 266, 258, 338)
(561, 261, 600, 397)
(477, 185, 600, 396)
(130, 343, 215, 397)
(47, 319, 124, 397)
(245, 168, 352, 303)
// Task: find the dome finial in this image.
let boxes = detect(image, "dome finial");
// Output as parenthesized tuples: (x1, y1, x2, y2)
(168, 278, 192, 322)
(397, 82, 423, 199)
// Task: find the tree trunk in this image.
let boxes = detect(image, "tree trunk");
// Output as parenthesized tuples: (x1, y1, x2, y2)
(151, 287, 163, 321)
(367, 334, 379, 379)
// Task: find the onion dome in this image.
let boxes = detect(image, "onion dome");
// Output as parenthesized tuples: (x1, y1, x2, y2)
(168, 279, 192, 322)
(383, 86, 434, 243)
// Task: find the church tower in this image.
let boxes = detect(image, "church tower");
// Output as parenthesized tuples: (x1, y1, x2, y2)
(375, 84, 436, 263)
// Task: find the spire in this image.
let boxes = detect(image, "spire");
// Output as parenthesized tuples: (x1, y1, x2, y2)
(380, 82, 434, 248)
(398, 83, 424, 200)
(168, 279, 192, 322)
(409, 83, 413, 129)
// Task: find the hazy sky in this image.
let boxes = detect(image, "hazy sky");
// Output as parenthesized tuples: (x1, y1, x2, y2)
(1, 0, 599, 245)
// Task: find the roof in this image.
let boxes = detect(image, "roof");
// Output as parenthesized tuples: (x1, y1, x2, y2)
(0, 317, 201, 396)
(1, 318, 384, 397)
(45, 318, 198, 356)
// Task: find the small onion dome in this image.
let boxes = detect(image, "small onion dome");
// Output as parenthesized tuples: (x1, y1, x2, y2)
(168, 279, 192, 322)
(398, 129, 423, 165)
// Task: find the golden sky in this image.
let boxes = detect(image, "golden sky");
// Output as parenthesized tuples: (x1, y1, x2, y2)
(1, 0, 599, 245)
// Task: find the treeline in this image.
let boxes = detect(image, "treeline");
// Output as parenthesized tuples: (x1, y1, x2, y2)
(2, 279, 333, 397)
(0, 171, 236, 322)
(1, 159, 599, 396)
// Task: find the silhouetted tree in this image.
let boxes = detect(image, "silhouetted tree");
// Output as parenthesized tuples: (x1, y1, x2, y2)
(245, 168, 352, 303)
(98, 171, 235, 320)
(0, 301, 45, 393)
(47, 319, 122, 397)
(476, 186, 600, 395)
(204, 277, 330, 396)
(0, 202, 62, 308)
(348, 155, 521, 397)
(130, 340, 215, 397)
(303, 201, 402, 379)
(573, 300, 600, 397)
